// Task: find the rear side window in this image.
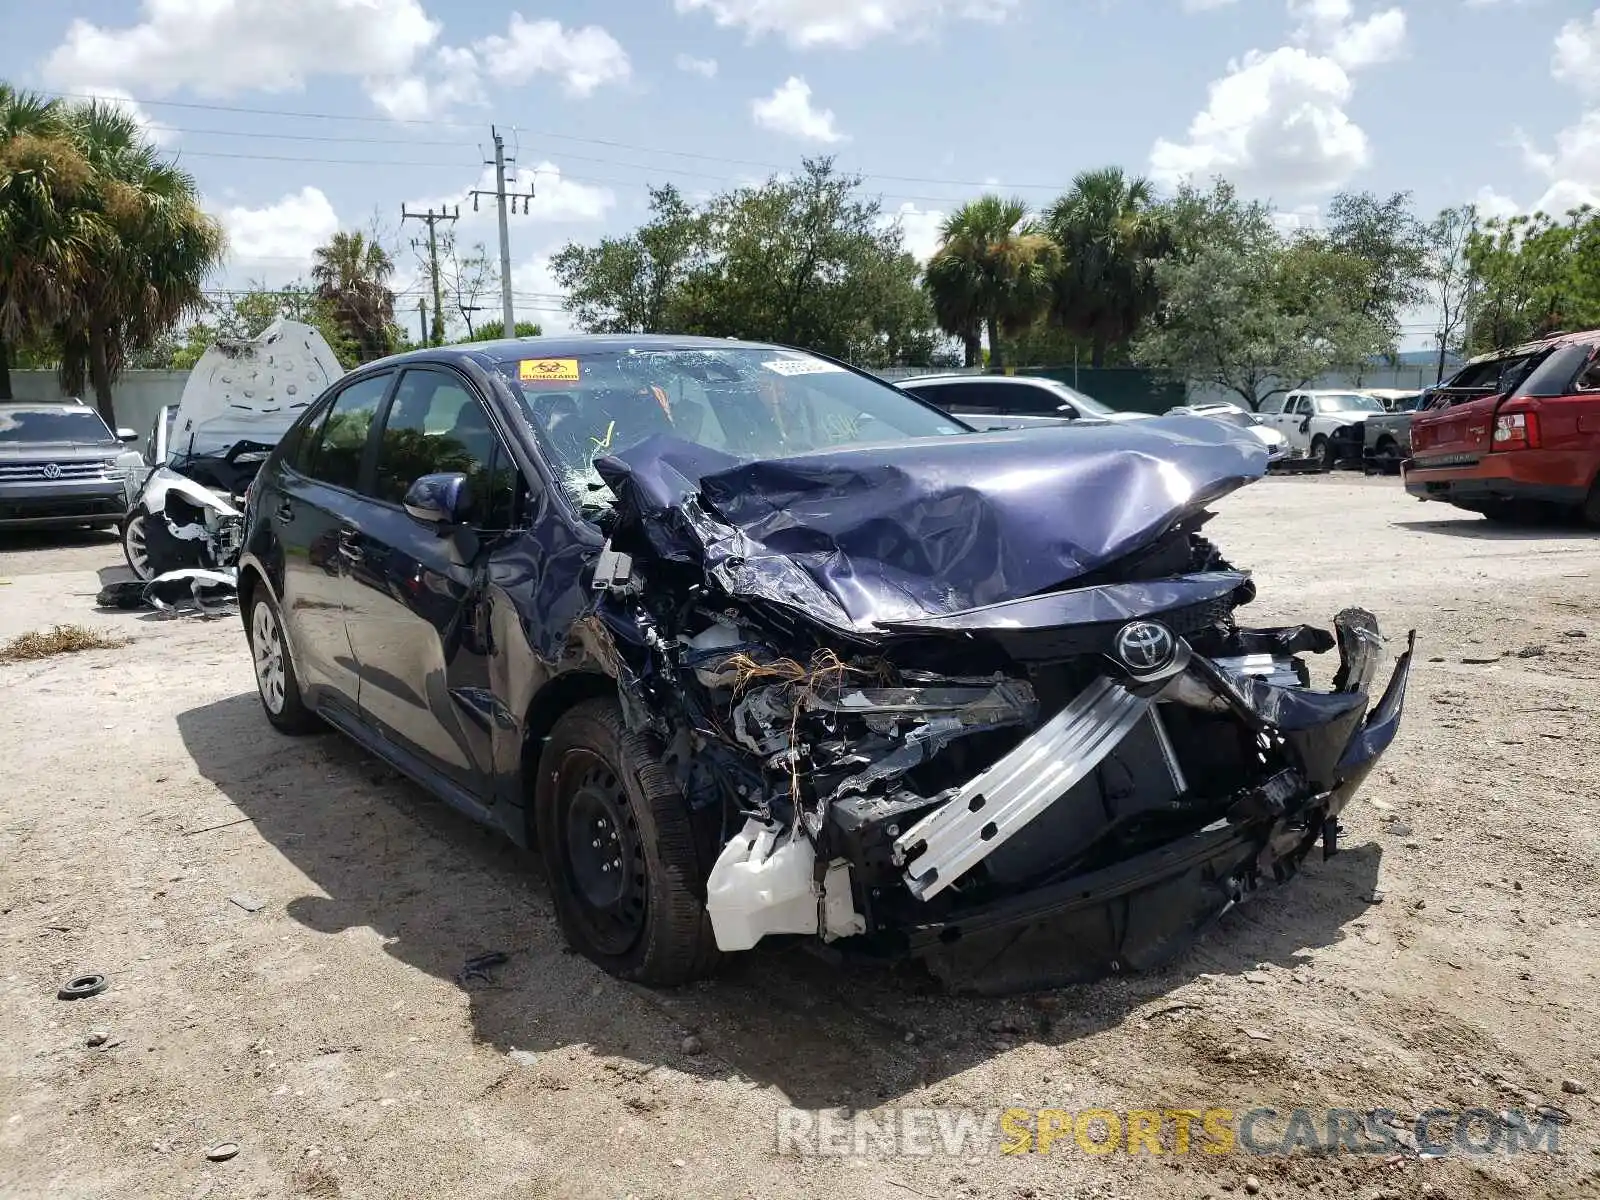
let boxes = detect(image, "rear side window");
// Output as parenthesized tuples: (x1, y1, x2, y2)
(306, 373, 391, 491)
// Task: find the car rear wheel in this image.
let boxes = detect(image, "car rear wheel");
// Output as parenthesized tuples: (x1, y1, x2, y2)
(247, 589, 319, 734)
(1583, 480, 1600, 529)
(121, 511, 153, 580)
(535, 698, 719, 986)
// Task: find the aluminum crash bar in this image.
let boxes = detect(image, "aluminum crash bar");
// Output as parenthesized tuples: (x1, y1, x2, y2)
(892, 676, 1152, 901)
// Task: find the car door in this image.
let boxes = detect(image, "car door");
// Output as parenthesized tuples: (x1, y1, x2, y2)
(1281, 395, 1311, 452)
(271, 370, 393, 710)
(339, 365, 527, 800)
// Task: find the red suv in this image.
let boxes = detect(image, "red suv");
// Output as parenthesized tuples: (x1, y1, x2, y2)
(1404, 329, 1600, 524)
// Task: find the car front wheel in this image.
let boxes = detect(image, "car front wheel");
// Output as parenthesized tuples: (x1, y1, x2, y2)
(121, 511, 153, 580)
(247, 589, 320, 734)
(535, 698, 719, 986)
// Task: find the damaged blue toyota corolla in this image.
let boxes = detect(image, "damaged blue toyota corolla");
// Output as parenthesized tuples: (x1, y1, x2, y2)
(237, 335, 1414, 994)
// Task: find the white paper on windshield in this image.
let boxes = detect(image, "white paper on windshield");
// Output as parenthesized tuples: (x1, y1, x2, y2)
(761, 357, 845, 376)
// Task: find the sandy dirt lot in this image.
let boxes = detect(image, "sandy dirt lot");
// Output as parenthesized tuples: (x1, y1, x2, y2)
(1, 476, 1597, 1200)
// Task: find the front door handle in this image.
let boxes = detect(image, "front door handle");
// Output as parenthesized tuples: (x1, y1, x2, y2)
(337, 530, 364, 564)
(274, 501, 294, 524)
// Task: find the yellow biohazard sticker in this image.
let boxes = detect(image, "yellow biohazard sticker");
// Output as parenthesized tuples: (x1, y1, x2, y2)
(519, 358, 580, 382)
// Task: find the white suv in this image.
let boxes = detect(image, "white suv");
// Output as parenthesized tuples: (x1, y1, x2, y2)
(1258, 390, 1388, 462)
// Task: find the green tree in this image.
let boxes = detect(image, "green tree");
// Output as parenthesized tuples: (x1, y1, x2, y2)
(1424, 204, 1479, 382)
(0, 86, 89, 399)
(311, 230, 397, 363)
(1133, 180, 1377, 409)
(52, 101, 224, 427)
(1464, 208, 1600, 353)
(550, 184, 705, 334)
(1043, 167, 1170, 368)
(923, 253, 982, 367)
(551, 164, 938, 365)
(1320, 190, 1427, 347)
(455, 320, 542, 343)
(926, 195, 1055, 374)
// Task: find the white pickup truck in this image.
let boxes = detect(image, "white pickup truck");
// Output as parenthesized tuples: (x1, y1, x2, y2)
(1257, 390, 1389, 465)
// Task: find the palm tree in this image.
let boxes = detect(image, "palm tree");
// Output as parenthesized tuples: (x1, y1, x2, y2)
(1043, 167, 1171, 368)
(311, 231, 397, 362)
(49, 100, 223, 425)
(0, 87, 93, 400)
(926, 196, 1055, 373)
(923, 253, 982, 367)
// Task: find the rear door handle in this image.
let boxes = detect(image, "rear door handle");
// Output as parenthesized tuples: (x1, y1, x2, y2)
(337, 529, 364, 564)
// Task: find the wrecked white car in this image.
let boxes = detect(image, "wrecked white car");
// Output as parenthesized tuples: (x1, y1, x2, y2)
(117, 319, 343, 608)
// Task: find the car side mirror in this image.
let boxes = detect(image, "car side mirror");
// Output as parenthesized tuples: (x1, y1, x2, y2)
(1056, 404, 1077, 417)
(116, 427, 138, 442)
(403, 472, 471, 527)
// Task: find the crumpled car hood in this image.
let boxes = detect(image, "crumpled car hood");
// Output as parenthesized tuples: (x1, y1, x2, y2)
(598, 414, 1269, 633)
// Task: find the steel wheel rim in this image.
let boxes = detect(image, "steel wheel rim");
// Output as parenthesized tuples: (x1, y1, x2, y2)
(125, 514, 150, 579)
(558, 751, 647, 956)
(251, 601, 287, 715)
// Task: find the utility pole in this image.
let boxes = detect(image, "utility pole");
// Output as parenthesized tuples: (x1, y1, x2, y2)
(401, 203, 458, 346)
(469, 126, 534, 339)
(416, 297, 428, 349)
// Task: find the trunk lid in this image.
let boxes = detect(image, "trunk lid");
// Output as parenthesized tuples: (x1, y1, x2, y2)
(1409, 391, 1503, 464)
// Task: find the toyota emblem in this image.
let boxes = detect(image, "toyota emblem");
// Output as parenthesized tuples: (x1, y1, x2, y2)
(41, 463, 62, 480)
(1114, 620, 1176, 673)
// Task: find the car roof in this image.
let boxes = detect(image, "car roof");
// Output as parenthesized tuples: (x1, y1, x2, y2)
(1462, 327, 1600, 366)
(898, 374, 1057, 386)
(367, 333, 831, 371)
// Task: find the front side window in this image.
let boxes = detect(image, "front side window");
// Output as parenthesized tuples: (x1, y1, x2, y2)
(372, 368, 523, 525)
(306, 373, 390, 490)
(494, 347, 967, 506)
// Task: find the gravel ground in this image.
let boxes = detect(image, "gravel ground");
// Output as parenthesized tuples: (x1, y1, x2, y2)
(1, 475, 1597, 1200)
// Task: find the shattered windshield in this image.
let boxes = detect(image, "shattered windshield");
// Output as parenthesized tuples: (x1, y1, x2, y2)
(494, 346, 969, 508)
(1314, 394, 1385, 414)
(0, 406, 118, 445)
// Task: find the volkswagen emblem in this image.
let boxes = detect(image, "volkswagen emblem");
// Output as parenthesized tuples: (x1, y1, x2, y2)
(1114, 620, 1176, 673)
(41, 463, 62, 480)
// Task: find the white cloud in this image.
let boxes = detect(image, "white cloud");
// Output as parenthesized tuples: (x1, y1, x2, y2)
(1553, 10, 1600, 94)
(216, 186, 340, 265)
(475, 14, 631, 97)
(751, 77, 846, 143)
(1183, 0, 1239, 9)
(883, 202, 946, 262)
(1522, 110, 1600, 215)
(368, 46, 485, 121)
(674, 0, 1017, 49)
(43, 0, 440, 98)
(1472, 186, 1520, 222)
(1150, 47, 1368, 196)
(675, 53, 719, 78)
(1289, 0, 1406, 70)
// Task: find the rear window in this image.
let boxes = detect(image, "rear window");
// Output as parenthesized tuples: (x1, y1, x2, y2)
(494, 347, 968, 509)
(0, 406, 116, 445)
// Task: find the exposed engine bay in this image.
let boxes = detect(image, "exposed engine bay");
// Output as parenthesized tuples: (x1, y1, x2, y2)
(576, 418, 1414, 993)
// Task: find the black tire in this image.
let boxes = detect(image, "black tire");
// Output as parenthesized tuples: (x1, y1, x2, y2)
(1375, 437, 1401, 475)
(1584, 480, 1600, 530)
(1309, 435, 1330, 471)
(121, 510, 153, 580)
(535, 698, 720, 986)
(245, 588, 320, 735)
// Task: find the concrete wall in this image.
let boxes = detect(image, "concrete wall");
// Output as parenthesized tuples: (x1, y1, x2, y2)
(7, 369, 189, 440)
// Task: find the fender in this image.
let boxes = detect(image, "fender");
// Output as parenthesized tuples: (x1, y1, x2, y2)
(133, 466, 242, 519)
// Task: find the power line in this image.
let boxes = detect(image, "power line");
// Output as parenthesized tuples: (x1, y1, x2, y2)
(46, 87, 1073, 194)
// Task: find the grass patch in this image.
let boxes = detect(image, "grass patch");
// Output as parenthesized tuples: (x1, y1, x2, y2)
(0, 623, 130, 664)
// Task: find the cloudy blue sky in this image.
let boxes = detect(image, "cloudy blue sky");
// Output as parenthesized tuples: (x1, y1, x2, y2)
(2, 0, 1596, 343)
